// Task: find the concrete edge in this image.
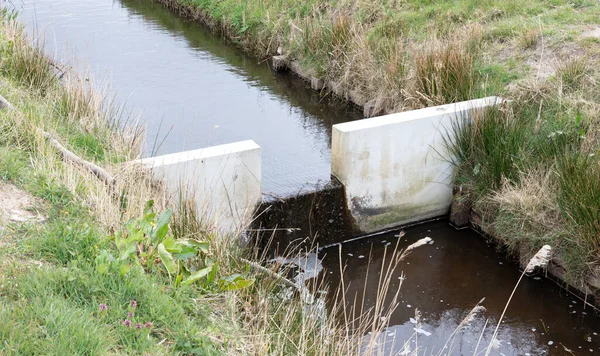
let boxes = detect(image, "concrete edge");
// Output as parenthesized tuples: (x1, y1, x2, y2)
(137, 140, 260, 168)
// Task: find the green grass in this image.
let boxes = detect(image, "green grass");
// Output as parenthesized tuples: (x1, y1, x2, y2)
(557, 154, 600, 251)
(0, 145, 220, 354)
(165, 0, 600, 112)
(444, 106, 530, 197)
(0, 13, 394, 354)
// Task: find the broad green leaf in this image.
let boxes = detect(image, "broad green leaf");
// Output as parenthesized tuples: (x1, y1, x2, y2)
(119, 241, 137, 261)
(190, 240, 209, 254)
(181, 265, 213, 286)
(158, 243, 178, 276)
(154, 209, 172, 241)
(207, 261, 218, 284)
(119, 263, 131, 277)
(223, 278, 254, 291)
(175, 273, 183, 288)
(162, 237, 181, 253)
(173, 248, 197, 260)
(221, 273, 242, 283)
(180, 239, 209, 254)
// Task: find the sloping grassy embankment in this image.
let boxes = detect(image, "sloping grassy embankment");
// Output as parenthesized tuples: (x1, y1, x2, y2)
(153, 0, 600, 299)
(0, 11, 400, 355)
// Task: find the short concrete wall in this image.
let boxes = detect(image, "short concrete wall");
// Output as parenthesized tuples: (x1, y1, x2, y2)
(331, 97, 504, 234)
(137, 140, 261, 233)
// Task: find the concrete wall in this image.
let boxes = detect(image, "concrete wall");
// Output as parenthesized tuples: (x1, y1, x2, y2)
(137, 140, 261, 233)
(331, 97, 503, 234)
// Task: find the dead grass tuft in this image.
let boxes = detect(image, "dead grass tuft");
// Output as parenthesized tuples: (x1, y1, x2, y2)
(486, 168, 563, 243)
(518, 28, 539, 49)
(556, 57, 588, 92)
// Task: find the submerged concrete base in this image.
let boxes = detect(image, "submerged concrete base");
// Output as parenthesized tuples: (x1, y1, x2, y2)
(252, 178, 351, 254)
(332, 97, 504, 234)
(136, 140, 262, 233)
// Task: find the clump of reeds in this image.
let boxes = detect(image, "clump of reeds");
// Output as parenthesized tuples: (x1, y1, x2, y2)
(556, 57, 588, 92)
(413, 27, 481, 107)
(557, 154, 600, 251)
(443, 105, 528, 197)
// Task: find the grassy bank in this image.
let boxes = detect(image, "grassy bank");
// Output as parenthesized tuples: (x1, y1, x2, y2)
(0, 12, 403, 355)
(151, 0, 600, 295)
(158, 0, 600, 114)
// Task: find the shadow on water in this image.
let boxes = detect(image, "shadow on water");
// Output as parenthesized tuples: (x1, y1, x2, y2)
(319, 220, 600, 355)
(119, 0, 361, 129)
(19, 0, 363, 195)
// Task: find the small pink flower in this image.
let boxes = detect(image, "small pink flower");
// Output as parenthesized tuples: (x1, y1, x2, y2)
(144, 321, 152, 328)
(99, 303, 107, 311)
(130, 300, 137, 308)
(135, 323, 142, 329)
(127, 312, 133, 318)
(123, 319, 132, 327)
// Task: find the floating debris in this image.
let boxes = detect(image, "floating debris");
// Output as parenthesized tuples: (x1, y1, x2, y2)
(272, 253, 323, 285)
(490, 338, 502, 349)
(413, 328, 431, 336)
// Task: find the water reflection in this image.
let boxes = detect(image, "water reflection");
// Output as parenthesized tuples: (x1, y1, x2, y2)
(321, 221, 600, 355)
(18, 0, 362, 195)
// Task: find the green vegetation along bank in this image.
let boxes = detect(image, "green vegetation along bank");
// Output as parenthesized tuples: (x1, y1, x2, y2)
(153, 0, 600, 300)
(0, 12, 399, 355)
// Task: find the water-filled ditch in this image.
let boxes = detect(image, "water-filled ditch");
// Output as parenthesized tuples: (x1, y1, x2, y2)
(18, 1, 600, 353)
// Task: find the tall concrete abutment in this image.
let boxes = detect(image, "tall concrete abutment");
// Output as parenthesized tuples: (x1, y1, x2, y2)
(331, 96, 505, 234)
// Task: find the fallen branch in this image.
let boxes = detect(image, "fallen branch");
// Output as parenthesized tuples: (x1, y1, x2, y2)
(0, 95, 118, 197)
(42, 132, 118, 195)
(241, 257, 315, 304)
(0, 94, 14, 110)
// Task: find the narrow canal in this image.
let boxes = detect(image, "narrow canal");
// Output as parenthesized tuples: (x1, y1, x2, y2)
(18, 1, 600, 354)
(18, 0, 362, 196)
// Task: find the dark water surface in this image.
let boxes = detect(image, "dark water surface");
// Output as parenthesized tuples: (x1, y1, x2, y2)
(320, 221, 600, 355)
(18, 0, 362, 195)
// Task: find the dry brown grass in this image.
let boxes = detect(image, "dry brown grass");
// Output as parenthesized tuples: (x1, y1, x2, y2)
(486, 168, 563, 241)
(518, 28, 539, 49)
(556, 57, 589, 92)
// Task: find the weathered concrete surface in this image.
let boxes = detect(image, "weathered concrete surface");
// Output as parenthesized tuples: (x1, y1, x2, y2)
(332, 97, 503, 234)
(137, 140, 261, 233)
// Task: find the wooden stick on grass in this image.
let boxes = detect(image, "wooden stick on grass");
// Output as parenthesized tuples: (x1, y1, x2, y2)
(42, 131, 118, 196)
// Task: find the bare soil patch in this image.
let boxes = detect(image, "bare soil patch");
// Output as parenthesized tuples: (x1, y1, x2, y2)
(0, 182, 45, 224)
